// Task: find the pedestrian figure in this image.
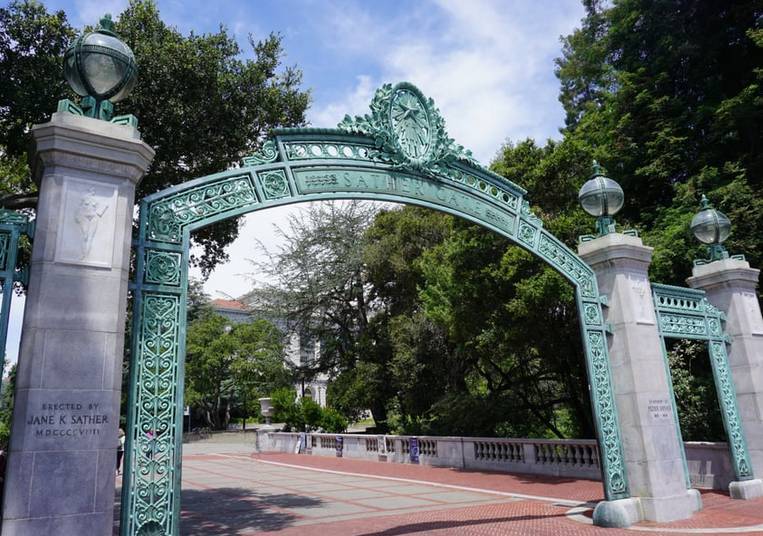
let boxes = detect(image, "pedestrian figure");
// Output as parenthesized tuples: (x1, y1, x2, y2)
(146, 430, 156, 459)
(116, 428, 125, 474)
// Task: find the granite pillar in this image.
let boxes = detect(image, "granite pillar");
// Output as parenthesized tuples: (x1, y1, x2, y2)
(688, 258, 763, 498)
(579, 233, 701, 524)
(1, 112, 154, 535)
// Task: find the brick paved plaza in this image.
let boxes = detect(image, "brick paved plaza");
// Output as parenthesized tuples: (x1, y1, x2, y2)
(115, 443, 763, 535)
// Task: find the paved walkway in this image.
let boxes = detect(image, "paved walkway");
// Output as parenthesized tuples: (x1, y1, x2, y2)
(117, 444, 763, 535)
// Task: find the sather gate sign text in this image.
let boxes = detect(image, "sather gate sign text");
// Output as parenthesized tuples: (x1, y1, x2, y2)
(122, 82, 629, 534)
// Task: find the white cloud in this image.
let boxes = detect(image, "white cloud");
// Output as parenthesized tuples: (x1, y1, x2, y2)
(193, 0, 586, 299)
(309, 0, 584, 164)
(72, 0, 128, 27)
(308, 74, 376, 128)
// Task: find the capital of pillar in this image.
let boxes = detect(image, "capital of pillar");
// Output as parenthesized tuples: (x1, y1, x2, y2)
(1, 113, 154, 536)
(687, 257, 760, 298)
(579, 233, 700, 524)
(688, 258, 763, 480)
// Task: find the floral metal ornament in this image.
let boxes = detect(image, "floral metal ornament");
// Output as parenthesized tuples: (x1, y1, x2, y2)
(338, 82, 478, 174)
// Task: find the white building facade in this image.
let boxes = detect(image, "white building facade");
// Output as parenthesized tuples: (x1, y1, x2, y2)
(211, 299, 329, 407)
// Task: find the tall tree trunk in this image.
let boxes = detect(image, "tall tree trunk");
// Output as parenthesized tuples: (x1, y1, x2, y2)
(371, 403, 388, 433)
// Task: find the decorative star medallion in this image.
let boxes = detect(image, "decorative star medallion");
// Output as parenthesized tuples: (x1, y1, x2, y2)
(337, 81, 479, 174)
(390, 87, 431, 161)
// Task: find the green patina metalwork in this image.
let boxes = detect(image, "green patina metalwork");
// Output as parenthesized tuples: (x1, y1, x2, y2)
(652, 283, 754, 484)
(123, 82, 630, 536)
(0, 210, 33, 381)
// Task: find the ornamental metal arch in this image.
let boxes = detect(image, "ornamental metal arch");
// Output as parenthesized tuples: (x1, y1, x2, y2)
(122, 82, 629, 536)
(652, 283, 755, 487)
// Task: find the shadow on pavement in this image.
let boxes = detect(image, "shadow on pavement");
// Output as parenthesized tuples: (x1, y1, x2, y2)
(357, 512, 568, 536)
(180, 487, 322, 535)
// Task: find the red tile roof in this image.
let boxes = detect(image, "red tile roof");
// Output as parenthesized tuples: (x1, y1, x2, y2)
(210, 298, 248, 311)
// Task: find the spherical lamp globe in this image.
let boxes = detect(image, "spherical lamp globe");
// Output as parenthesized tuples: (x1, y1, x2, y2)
(63, 14, 137, 118)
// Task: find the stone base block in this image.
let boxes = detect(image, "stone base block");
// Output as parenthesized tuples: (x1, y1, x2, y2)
(0, 511, 111, 536)
(729, 479, 763, 500)
(687, 488, 703, 512)
(592, 497, 642, 528)
(641, 489, 702, 522)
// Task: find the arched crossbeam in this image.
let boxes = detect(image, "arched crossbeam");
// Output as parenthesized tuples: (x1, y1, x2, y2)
(121, 82, 629, 536)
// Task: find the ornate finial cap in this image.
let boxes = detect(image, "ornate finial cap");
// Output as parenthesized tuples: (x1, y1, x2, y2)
(591, 160, 606, 178)
(98, 14, 117, 35)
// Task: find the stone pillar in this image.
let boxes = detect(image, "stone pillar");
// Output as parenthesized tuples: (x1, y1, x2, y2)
(579, 234, 701, 524)
(1, 113, 154, 535)
(688, 258, 763, 497)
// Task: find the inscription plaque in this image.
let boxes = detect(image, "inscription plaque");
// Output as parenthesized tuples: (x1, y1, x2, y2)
(647, 398, 674, 424)
(26, 401, 110, 438)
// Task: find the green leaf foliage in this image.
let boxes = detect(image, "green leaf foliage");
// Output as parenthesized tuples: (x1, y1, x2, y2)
(0, 364, 17, 449)
(270, 387, 347, 433)
(0, 0, 309, 273)
(318, 0, 763, 440)
(185, 313, 291, 430)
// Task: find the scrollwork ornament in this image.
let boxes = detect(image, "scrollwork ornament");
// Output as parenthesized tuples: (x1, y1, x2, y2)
(584, 303, 602, 325)
(242, 139, 279, 166)
(148, 175, 257, 242)
(708, 340, 754, 479)
(518, 222, 536, 245)
(125, 293, 181, 536)
(0, 209, 30, 225)
(538, 233, 597, 297)
(0, 232, 9, 271)
(586, 329, 628, 497)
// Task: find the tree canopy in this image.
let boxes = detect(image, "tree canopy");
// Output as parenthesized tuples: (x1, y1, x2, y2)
(249, 0, 761, 441)
(185, 312, 291, 430)
(0, 0, 309, 273)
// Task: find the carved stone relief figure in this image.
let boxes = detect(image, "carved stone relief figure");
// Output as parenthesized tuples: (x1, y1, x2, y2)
(74, 187, 109, 259)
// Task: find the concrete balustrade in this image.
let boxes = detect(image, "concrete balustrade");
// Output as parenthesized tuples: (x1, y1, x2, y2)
(251, 431, 736, 492)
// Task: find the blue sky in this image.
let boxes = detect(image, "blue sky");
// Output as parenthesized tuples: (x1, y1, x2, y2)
(41, 0, 585, 163)
(4, 0, 587, 368)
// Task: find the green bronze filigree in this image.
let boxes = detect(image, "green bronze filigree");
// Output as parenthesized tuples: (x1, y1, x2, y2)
(258, 170, 290, 199)
(708, 340, 753, 480)
(518, 222, 537, 245)
(144, 250, 181, 286)
(652, 282, 755, 482)
(338, 82, 478, 174)
(122, 293, 181, 535)
(148, 174, 257, 242)
(0, 210, 32, 374)
(242, 140, 279, 166)
(284, 142, 371, 161)
(0, 209, 30, 225)
(584, 303, 602, 325)
(0, 233, 8, 272)
(126, 81, 635, 535)
(585, 327, 628, 497)
(538, 232, 596, 298)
